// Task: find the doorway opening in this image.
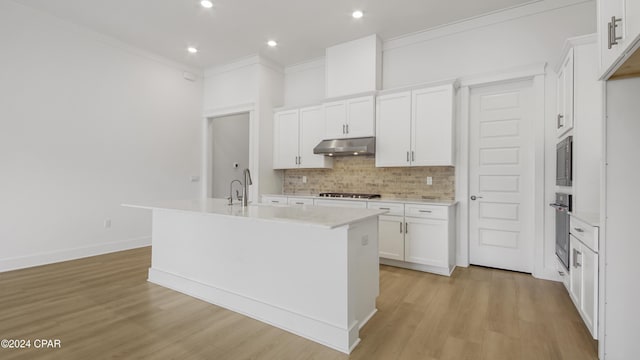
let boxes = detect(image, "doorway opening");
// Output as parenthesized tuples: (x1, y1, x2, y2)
(208, 112, 250, 199)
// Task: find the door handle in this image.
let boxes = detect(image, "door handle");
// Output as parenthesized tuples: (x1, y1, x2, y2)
(470, 195, 483, 201)
(400, 221, 403, 233)
(573, 227, 584, 233)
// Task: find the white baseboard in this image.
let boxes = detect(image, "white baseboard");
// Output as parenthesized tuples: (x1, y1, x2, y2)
(0, 236, 151, 272)
(533, 266, 563, 282)
(148, 267, 356, 354)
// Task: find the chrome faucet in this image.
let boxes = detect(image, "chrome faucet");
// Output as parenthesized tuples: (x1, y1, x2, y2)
(243, 168, 252, 206)
(229, 179, 242, 205)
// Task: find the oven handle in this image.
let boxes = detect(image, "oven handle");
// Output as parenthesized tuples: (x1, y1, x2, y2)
(549, 203, 569, 211)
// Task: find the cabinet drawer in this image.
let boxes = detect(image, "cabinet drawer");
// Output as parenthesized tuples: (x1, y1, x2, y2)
(570, 217, 598, 252)
(287, 197, 314, 206)
(262, 196, 287, 205)
(367, 202, 404, 216)
(313, 199, 368, 208)
(405, 204, 448, 220)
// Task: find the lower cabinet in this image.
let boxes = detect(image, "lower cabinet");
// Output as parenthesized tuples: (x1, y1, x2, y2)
(378, 215, 404, 261)
(404, 217, 449, 269)
(369, 202, 456, 276)
(569, 232, 599, 339)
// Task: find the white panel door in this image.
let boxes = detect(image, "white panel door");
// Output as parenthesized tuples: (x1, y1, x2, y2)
(581, 244, 598, 338)
(375, 91, 411, 167)
(299, 106, 330, 169)
(404, 217, 448, 268)
(346, 96, 375, 138)
(273, 110, 299, 169)
(378, 215, 405, 261)
(412, 85, 454, 166)
(469, 80, 534, 273)
(323, 100, 347, 139)
(569, 236, 583, 306)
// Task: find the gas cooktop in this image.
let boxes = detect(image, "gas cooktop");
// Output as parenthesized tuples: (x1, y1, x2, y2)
(318, 192, 381, 199)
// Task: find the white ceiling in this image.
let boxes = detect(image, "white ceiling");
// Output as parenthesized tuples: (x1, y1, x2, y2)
(19, 0, 536, 69)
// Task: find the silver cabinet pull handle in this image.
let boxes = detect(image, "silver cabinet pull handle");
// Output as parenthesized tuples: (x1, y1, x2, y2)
(379, 207, 390, 210)
(407, 151, 410, 162)
(610, 16, 622, 49)
(412, 151, 415, 161)
(573, 227, 584, 233)
(576, 250, 582, 267)
(419, 210, 432, 213)
(346, 124, 349, 134)
(405, 222, 408, 234)
(400, 222, 403, 233)
(295, 202, 304, 205)
(557, 114, 564, 129)
(271, 200, 279, 203)
(342, 124, 345, 134)
(298, 156, 301, 165)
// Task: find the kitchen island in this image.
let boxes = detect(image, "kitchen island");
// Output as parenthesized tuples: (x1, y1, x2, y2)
(123, 198, 385, 354)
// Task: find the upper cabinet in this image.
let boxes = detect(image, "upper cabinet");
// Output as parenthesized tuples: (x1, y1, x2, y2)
(556, 48, 574, 137)
(598, 0, 640, 79)
(323, 95, 375, 139)
(375, 83, 456, 167)
(273, 106, 333, 170)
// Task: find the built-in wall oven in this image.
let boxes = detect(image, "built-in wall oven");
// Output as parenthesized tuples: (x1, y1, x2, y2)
(556, 136, 573, 186)
(550, 193, 572, 271)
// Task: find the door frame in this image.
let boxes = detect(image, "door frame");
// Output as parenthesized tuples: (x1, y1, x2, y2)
(202, 103, 256, 201)
(456, 63, 547, 278)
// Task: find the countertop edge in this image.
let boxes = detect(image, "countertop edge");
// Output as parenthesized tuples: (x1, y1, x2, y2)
(262, 194, 457, 206)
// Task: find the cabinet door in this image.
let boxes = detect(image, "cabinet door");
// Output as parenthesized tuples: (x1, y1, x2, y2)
(323, 100, 347, 139)
(299, 106, 332, 169)
(627, 0, 640, 48)
(581, 246, 599, 338)
(273, 110, 300, 169)
(569, 236, 583, 306)
(378, 215, 405, 261)
(599, 0, 627, 77)
(557, 49, 574, 137)
(404, 217, 448, 268)
(346, 96, 375, 138)
(412, 85, 455, 166)
(375, 91, 411, 167)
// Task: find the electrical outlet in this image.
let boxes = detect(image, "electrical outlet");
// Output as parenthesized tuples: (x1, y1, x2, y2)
(426, 176, 433, 185)
(302, 176, 307, 184)
(361, 235, 369, 246)
(104, 219, 111, 229)
(190, 175, 200, 182)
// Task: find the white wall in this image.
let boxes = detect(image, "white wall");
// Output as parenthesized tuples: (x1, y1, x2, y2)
(0, 1, 203, 271)
(210, 113, 250, 198)
(283, 58, 325, 107)
(280, 0, 596, 279)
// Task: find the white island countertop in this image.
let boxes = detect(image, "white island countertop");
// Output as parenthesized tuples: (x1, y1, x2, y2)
(123, 198, 387, 229)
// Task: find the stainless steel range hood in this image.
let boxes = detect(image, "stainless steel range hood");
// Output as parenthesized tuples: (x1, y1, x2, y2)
(313, 137, 375, 156)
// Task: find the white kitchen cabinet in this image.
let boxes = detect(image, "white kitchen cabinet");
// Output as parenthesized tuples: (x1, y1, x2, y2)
(378, 215, 405, 261)
(375, 83, 455, 167)
(273, 106, 332, 170)
(369, 201, 456, 276)
(273, 109, 300, 169)
(598, 0, 640, 79)
(556, 48, 574, 137)
(313, 198, 367, 208)
(287, 197, 314, 206)
(568, 220, 599, 340)
(323, 95, 375, 139)
(375, 91, 412, 167)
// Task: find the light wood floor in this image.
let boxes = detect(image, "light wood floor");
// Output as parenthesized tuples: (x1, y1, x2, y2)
(0, 247, 597, 359)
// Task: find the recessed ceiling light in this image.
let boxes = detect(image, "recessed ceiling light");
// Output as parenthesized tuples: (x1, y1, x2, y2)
(187, 46, 198, 54)
(267, 40, 278, 47)
(200, 0, 213, 8)
(352, 10, 364, 19)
